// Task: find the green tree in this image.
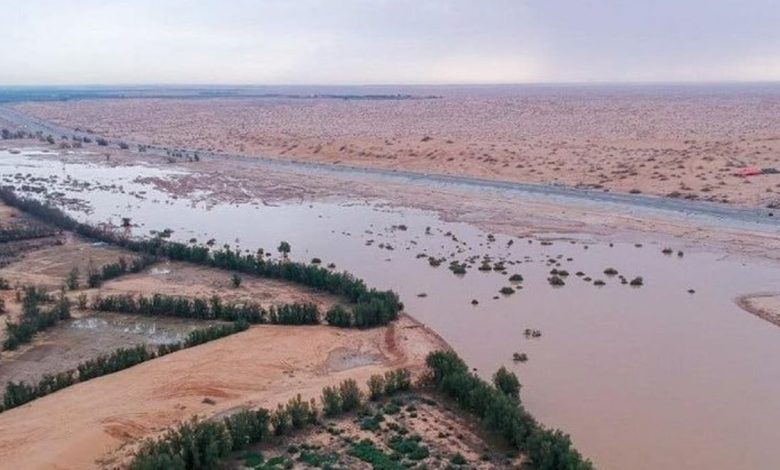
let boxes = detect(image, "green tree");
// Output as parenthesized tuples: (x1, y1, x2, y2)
(231, 273, 242, 288)
(277, 241, 291, 257)
(493, 366, 521, 400)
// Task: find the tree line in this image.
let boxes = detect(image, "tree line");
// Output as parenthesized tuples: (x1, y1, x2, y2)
(2, 287, 71, 351)
(0, 188, 402, 327)
(92, 293, 320, 325)
(425, 351, 593, 470)
(0, 322, 247, 412)
(0, 224, 58, 243)
(128, 370, 411, 470)
(85, 254, 157, 288)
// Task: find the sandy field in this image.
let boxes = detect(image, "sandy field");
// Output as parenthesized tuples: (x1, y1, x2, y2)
(0, 233, 131, 289)
(15, 86, 780, 208)
(98, 261, 340, 312)
(0, 314, 447, 469)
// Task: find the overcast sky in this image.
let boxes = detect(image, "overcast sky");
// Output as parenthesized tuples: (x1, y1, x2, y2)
(1, 0, 778, 85)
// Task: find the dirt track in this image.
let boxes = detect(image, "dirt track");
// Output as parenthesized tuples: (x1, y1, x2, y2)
(0, 315, 447, 469)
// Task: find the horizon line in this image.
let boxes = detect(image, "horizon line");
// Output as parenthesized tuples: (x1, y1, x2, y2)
(1, 80, 779, 89)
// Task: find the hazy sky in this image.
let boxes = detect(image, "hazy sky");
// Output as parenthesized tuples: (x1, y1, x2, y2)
(1, 0, 778, 85)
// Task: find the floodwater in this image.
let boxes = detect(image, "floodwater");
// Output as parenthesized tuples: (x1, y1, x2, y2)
(3, 150, 780, 470)
(0, 311, 204, 387)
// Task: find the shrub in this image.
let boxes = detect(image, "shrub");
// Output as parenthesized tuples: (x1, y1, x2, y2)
(326, 304, 351, 327)
(271, 404, 290, 436)
(367, 374, 386, 401)
(321, 386, 341, 417)
(339, 379, 362, 412)
(66, 267, 79, 290)
(384, 369, 411, 394)
(548, 275, 565, 286)
(223, 409, 270, 450)
(285, 394, 312, 429)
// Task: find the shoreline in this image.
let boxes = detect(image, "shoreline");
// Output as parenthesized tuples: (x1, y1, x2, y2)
(735, 292, 780, 328)
(2, 104, 780, 224)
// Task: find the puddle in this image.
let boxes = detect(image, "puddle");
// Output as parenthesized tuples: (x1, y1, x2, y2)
(324, 347, 383, 372)
(0, 312, 210, 388)
(3, 150, 780, 470)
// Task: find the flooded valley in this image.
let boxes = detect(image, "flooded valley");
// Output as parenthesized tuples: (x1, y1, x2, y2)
(3, 147, 780, 470)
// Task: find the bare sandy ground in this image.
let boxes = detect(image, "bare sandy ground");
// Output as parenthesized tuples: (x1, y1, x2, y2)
(15, 87, 780, 207)
(0, 232, 132, 289)
(98, 261, 339, 312)
(0, 314, 447, 469)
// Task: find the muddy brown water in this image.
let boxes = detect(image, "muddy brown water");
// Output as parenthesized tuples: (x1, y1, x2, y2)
(3, 150, 780, 470)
